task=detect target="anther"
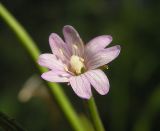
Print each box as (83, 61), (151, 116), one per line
(106, 65), (109, 69)
(59, 49), (64, 55)
(73, 44), (78, 50)
(80, 58), (84, 62)
(64, 65), (69, 71)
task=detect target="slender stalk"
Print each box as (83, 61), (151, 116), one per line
(0, 3), (85, 131)
(87, 97), (105, 131)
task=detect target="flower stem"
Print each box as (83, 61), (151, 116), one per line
(87, 97), (105, 131)
(0, 3), (85, 131)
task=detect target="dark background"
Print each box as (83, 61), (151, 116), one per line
(0, 0), (160, 131)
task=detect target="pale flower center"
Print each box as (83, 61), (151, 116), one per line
(70, 55), (84, 74)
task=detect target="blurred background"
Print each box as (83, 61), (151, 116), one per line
(0, 0), (160, 131)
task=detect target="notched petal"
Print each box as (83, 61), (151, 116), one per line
(86, 35), (112, 52)
(86, 45), (121, 70)
(63, 25), (84, 56)
(49, 33), (71, 60)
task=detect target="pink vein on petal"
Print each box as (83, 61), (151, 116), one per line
(41, 71), (70, 82)
(69, 74), (91, 99)
(49, 33), (71, 61)
(85, 35), (112, 59)
(86, 45), (121, 70)
(38, 53), (65, 71)
(63, 25), (84, 56)
(85, 69), (109, 95)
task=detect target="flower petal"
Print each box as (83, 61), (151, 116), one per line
(86, 45), (121, 70)
(63, 25), (84, 56)
(49, 33), (71, 62)
(85, 69), (109, 95)
(69, 74), (92, 99)
(38, 53), (65, 70)
(85, 35), (112, 58)
(41, 71), (70, 82)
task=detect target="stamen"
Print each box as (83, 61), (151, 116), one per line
(59, 49), (64, 55)
(80, 58), (84, 62)
(70, 55), (85, 74)
(67, 83), (70, 86)
(106, 65), (109, 69)
(59, 48), (69, 61)
(100, 65), (109, 70)
(64, 65), (69, 71)
(72, 44), (79, 55)
(64, 65), (75, 75)
(63, 77), (69, 81)
(73, 44), (78, 50)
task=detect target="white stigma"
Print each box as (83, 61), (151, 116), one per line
(70, 55), (84, 74)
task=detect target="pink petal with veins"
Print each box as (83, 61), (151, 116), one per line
(87, 45), (121, 70)
(49, 33), (71, 62)
(63, 25), (84, 56)
(85, 35), (112, 60)
(69, 74), (92, 99)
(38, 53), (65, 71)
(85, 69), (109, 95)
(42, 71), (70, 82)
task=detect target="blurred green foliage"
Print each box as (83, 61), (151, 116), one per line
(0, 0), (160, 131)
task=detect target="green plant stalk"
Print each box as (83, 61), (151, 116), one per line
(88, 97), (105, 131)
(0, 3), (85, 131)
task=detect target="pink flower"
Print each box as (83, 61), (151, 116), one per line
(38, 25), (121, 99)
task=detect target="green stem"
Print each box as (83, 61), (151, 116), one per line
(0, 3), (85, 131)
(88, 97), (105, 131)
